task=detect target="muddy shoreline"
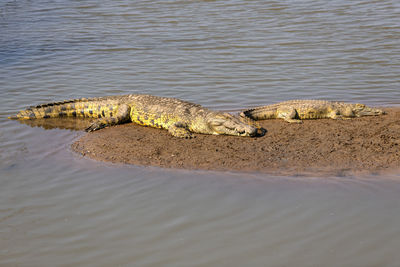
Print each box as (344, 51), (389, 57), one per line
(71, 108), (400, 176)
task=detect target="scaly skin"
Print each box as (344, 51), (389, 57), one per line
(9, 94), (258, 138)
(240, 100), (385, 123)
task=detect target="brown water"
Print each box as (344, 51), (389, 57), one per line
(1, 0), (400, 266)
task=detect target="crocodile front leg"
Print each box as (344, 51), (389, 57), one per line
(167, 122), (193, 138)
(86, 104), (131, 132)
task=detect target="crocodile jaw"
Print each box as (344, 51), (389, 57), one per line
(354, 105), (385, 117)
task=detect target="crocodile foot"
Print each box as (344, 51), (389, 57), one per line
(168, 123), (193, 138)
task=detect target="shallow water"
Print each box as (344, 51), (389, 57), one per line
(1, 0), (400, 266)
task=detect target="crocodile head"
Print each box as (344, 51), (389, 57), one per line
(352, 104), (386, 117)
(207, 113), (258, 137)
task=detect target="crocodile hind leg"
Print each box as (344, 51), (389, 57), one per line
(328, 109), (353, 120)
(167, 122), (193, 138)
(277, 107), (302, 123)
(337, 107), (355, 119)
(85, 104), (131, 132)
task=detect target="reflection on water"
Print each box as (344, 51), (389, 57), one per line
(1, 0), (400, 266)
(16, 118), (93, 131)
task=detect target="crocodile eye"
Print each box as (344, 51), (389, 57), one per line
(210, 117), (226, 126)
(210, 121), (222, 126)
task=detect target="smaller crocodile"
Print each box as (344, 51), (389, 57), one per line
(9, 94), (259, 138)
(240, 100), (385, 123)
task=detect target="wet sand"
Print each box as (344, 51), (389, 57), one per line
(71, 108), (400, 176)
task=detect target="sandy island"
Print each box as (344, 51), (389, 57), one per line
(71, 108), (400, 176)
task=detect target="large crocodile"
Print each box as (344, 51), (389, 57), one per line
(240, 100), (385, 123)
(9, 94), (258, 138)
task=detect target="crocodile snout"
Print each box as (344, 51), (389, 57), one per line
(248, 126), (258, 137)
(237, 125), (258, 137)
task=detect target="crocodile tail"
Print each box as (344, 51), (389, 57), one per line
(8, 108), (38, 120)
(240, 107), (268, 120)
(9, 98), (89, 120)
(240, 109), (255, 119)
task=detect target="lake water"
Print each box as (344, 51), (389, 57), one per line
(1, 0), (400, 266)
